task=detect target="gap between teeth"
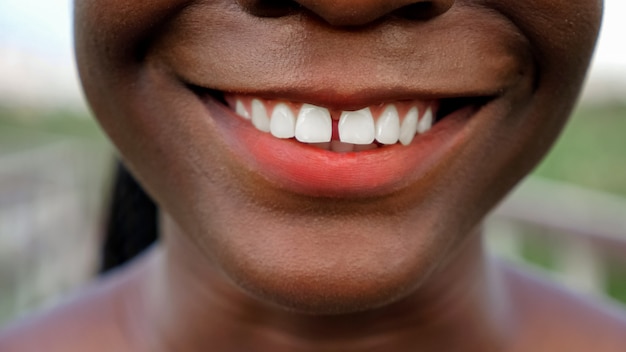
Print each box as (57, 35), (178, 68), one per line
(232, 97), (435, 150)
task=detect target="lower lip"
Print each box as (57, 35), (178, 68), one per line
(203, 97), (474, 198)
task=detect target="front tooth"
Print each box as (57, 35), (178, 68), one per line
(270, 103), (296, 139)
(295, 104), (332, 143)
(338, 108), (375, 145)
(251, 99), (271, 132)
(375, 104), (400, 145)
(236, 99), (251, 120)
(399, 107), (418, 146)
(417, 107), (433, 134)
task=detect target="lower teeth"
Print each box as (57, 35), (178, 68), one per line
(310, 141), (380, 153)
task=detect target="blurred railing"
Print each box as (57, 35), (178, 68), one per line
(0, 141), (109, 323)
(488, 177), (626, 300)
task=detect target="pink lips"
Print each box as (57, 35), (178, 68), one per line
(203, 95), (475, 198)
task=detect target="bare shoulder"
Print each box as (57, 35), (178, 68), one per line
(502, 262), (626, 352)
(0, 266), (145, 352)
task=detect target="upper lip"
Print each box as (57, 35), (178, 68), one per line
(188, 83), (500, 113)
(159, 9), (530, 112)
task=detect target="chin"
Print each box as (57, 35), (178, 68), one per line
(225, 251), (435, 315)
(193, 208), (462, 315)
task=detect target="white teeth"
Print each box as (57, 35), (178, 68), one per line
(338, 108), (376, 145)
(236, 100), (251, 120)
(236, 97), (437, 150)
(399, 107), (418, 146)
(295, 104), (332, 143)
(251, 99), (271, 132)
(270, 103), (296, 139)
(330, 140), (355, 153)
(375, 104), (400, 145)
(417, 107), (433, 134)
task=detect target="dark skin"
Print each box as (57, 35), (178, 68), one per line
(2, 0), (625, 351)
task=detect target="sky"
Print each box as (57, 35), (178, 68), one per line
(0, 0), (72, 61)
(0, 0), (625, 107)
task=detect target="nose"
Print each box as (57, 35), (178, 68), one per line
(238, 0), (454, 27)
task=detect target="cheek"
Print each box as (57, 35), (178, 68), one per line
(75, 0), (193, 46)
(75, 0), (197, 108)
(485, 0), (602, 63)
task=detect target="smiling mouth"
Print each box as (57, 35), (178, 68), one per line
(185, 84), (500, 197)
(197, 88), (491, 153)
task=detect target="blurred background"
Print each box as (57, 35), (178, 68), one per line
(0, 0), (625, 326)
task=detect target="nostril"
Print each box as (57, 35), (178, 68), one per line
(393, 3), (433, 20)
(392, 1), (454, 21)
(237, 0), (300, 18)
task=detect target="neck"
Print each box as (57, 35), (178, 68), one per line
(131, 216), (516, 352)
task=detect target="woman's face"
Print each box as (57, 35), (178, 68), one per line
(75, 0), (602, 312)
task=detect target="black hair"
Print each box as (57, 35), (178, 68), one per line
(100, 161), (158, 273)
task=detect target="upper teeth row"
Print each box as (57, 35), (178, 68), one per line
(232, 97), (435, 147)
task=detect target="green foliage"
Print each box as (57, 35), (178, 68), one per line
(0, 106), (107, 154)
(605, 260), (626, 304)
(534, 103), (626, 196)
(519, 232), (558, 271)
